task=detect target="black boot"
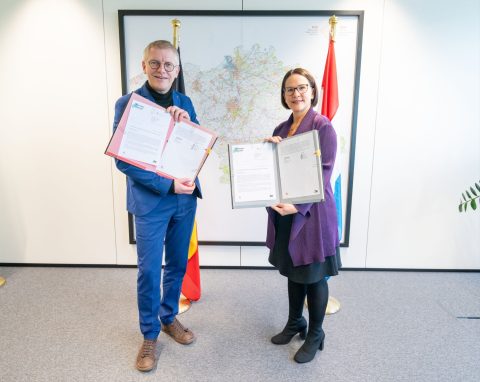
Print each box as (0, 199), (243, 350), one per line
(294, 278), (328, 363)
(271, 316), (307, 344)
(272, 279), (307, 345)
(294, 323), (325, 363)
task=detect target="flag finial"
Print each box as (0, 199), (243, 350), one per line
(329, 15), (338, 42)
(171, 18), (181, 49)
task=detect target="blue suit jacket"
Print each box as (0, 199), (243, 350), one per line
(113, 83), (202, 216)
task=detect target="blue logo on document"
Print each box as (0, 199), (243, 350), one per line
(132, 102), (144, 110)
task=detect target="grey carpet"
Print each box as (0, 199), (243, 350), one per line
(0, 267), (479, 381)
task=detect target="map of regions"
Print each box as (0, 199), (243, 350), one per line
(122, 13), (361, 243)
(129, 44), (290, 184)
(184, 44), (290, 183)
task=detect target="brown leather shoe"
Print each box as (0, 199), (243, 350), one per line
(136, 339), (157, 372)
(162, 318), (196, 345)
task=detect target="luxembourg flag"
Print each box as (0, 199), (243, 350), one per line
(321, 33), (343, 240)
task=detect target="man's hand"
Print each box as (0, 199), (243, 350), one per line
(166, 106), (191, 122)
(271, 203), (298, 216)
(174, 178), (195, 194)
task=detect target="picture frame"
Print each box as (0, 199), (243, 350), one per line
(118, 10), (364, 247)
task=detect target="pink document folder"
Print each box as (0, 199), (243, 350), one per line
(105, 92), (217, 180)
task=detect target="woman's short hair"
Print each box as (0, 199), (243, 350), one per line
(143, 40), (179, 64)
(280, 68), (319, 109)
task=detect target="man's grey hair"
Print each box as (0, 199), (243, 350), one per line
(143, 40), (179, 64)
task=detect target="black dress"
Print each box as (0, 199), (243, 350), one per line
(268, 213), (342, 284)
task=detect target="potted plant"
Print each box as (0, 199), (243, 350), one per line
(459, 180), (480, 212)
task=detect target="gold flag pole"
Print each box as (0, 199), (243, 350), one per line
(326, 14), (340, 316)
(329, 14), (338, 42)
(171, 18), (180, 49)
(305, 15), (341, 316)
(178, 293), (191, 314)
(326, 295), (341, 315)
(171, 17), (191, 314)
(0, 276), (5, 287)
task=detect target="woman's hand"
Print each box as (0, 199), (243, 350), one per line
(167, 106), (191, 122)
(271, 203), (298, 216)
(263, 136), (283, 144)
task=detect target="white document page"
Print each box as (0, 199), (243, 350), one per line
(231, 143), (278, 203)
(157, 121), (212, 179)
(118, 100), (171, 165)
(277, 132), (321, 200)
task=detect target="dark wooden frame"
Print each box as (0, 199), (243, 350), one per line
(118, 10), (364, 247)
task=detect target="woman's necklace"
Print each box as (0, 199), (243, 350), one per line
(288, 114), (305, 137)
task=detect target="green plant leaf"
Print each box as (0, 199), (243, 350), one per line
(459, 183), (479, 212)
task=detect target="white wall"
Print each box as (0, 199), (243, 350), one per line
(0, 0), (116, 264)
(367, 0), (480, 268)
(0, 0), (478, 269)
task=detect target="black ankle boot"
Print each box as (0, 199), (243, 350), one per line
(294, 326), (325, 363)
(271, 316), (307, 345)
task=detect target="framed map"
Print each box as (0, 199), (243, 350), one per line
(119, 10), (363, 246)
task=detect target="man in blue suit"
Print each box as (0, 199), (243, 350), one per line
(113, 40), (201, 372)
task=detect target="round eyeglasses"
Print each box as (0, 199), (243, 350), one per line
(147, 60), (177, 72)
(284, 84), (310, 96)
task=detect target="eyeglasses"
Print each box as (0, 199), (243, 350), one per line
(284, 84), (311, 96)
(147, 60), (177, 72)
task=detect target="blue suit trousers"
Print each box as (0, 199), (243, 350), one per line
(134, 193), (197, 340)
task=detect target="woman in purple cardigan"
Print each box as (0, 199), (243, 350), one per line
(265, 68), (341, 363)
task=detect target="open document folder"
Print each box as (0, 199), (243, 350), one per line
(105, 93), (217, 180)
(228, 130), (325, 208)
